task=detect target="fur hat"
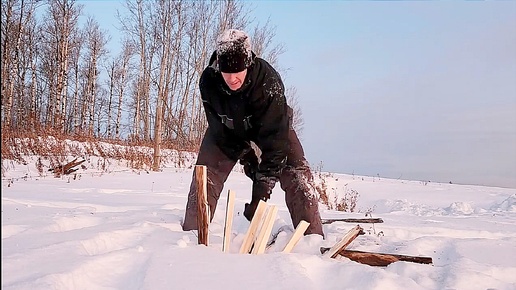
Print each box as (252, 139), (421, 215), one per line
(216, 29), (252, 73)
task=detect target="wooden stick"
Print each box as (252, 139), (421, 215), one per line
(320, 249), (433, 266)
(322, 218), (384, 224)
(195, 165), (209, 246)
(282, 220), (310, 253)
(322, 225), (364, 258)
(222, 190), (236, 253)
(252, 205), (278, 255)
(239, 201), (267, 254)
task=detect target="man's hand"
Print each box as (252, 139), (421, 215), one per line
(243, 176), (276, 221)
(243, 199), (261, 221)
(239, 149), (259, 180)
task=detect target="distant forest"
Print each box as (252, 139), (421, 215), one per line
(1, 0), (303, 169)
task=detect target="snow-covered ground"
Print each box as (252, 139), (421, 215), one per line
(2, 154), (515, 290)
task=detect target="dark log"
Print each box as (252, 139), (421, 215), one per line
(320, 248), (433, 266)
(322, 218), (384, 224)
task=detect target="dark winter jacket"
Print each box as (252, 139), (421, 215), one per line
(199, 51), (290, 180)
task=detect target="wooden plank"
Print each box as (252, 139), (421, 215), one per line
(319, 249), (433, 266)
(282, 220), (310, 253)
(239, 201), (267, 254)
(252, 205), (278, 255)
(222, 190), (236, 253)
(322, 218), (384, 224)
(322, 225), (364, 258)
(195, 165), (209, 246)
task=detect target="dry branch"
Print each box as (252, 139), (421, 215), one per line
(322, 218), (383, 224)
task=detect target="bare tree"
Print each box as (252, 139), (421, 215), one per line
(114, 39), (135, 139)
(55, 0), (80, 132)
(151, 0), (180, 170)
(180, 1), (219, 148)
(37, 0), (82, 133)
(250, 18), (285, 67)
(183, 1), (219, 147)
(26, 14), (40, 131)
(1, 0), (39, 130)
(216, 0), (250, 34)
(67, 27), (84, 134)
(105, 59), (117, 138)
(119, 0), (156, 141)
(285, 87), (304, 136)
(1, 0), (298, 153)
(82, 16), (108, 136)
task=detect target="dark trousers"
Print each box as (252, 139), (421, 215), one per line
(182, 129), (324, 236)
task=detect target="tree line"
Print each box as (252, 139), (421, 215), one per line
(1, 0), (304, 170)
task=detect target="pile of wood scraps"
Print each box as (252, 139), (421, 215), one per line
(192, 165), (433, 267)
(319, 225), (433, 266)
(48, 157), (85, 177)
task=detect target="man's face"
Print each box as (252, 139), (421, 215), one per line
(221, 70), (247, 91)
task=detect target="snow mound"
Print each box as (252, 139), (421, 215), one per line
(490, 194), (516, 212)
(381, 199), (444, 216)
(444, 202), (474, 215)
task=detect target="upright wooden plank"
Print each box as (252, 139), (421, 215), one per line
(239, 201), (267, 254)
(222, 189), (236, 253)
(282, 220), (310, 253)
(323, 225), (363, 258)
(196, 165), (209, 246)
(252, 205), (278, 255)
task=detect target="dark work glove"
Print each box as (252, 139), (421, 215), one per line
(243, 199), (262, 221)
(239, 148), (259, 180)
(243, 176), (276, 221)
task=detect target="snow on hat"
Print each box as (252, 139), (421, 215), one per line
(216, 29), (252, 73)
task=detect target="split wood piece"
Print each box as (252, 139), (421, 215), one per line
(322, 225), (364, 259)
(282, 220), (310, 253)
(322, 218), (384, 224)
(252, 205), (278, 255)
(319, 249), (433, 266)
(195, 165), (210, 246)
(239, 201), (267, 254)
(222, 190), (236, 253)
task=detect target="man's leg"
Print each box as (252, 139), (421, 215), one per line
(182, 131), (237, 231)
(279, 129), (324, 237)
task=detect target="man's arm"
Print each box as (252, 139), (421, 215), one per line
(253, 67), (290, 180)
(200, 71), (248, 161)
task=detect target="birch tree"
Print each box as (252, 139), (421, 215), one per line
(114, 39), (135, 139)
(1, 0), (39, 130)
(151, 0), (179, 170)
(82, 17), (108, 136)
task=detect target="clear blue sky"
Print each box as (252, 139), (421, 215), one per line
(81, 1), (516, 188)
